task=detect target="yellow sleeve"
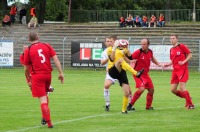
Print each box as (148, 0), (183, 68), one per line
(107, 46), (112, 56)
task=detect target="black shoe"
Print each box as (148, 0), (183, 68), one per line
(146, 107), (154, 110)
(104, 105), (110, 111)
(132, 107), (136, 111)
(48, 125), (54, 128)
(136, 68), (144, 78)
(41, 118), (46, 125)
(122, 111), (128, 114)
(126, 103), (133, 111)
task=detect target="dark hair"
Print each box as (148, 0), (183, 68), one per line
(29, 31), (38, 41)
(170, 34), (178, 39)
(109, 35), (117, 41)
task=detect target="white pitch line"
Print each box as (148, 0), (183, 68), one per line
(5, 113), (115, 132)
(5, 104), (199, 132)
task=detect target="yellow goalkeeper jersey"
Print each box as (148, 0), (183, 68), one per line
(107, 46), (128, 70)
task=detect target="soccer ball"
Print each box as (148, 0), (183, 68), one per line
(117, 39), (129, 48)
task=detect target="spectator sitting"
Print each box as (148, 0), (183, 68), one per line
(10, 4), (17, 23)
(157, 13), (165, 27)
(2, 15), (11, 27)
(133, 15), (142, 27)
(149, 15), (157, 27)
(119, 16), (125, 27)
(125, 14), (133, 27)
(141, 15), (148, 27)
(28, 16), (38, 29)
(20, 6), (27, 24)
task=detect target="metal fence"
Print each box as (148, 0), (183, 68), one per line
(71, 9), (200, 22)
(1, 9), (200, 22)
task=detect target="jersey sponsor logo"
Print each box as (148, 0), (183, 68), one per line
(177, 52), (180, 55)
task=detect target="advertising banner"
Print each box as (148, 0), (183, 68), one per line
(71, 41), (106, 67)
(0, 40), (13, 67)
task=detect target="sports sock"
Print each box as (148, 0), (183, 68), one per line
(121, 61), (137, 75)
(129, 94), (132, 103)
(146, 92), (153, 109)
(175, 90), (185, 98)
(183, 91), (193, 106)
(122, 96), (128, 112)
(130, 90), (142, 105)
(41, 103), (52, 127)
(104, 88), (110, 106)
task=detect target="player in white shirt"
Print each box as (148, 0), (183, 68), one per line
(101, 35), (118, 111)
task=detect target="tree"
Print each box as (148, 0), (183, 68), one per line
(0, 0), (8, 10)
(45, 0), (67, 21)
(37, 0), (46, 23)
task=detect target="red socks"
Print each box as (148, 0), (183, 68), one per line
(130, 90), (142, 105)
(183, 91), (193, 107)
(41, 103), (52, 127)
(146, 93), (153, 109)
(175, 90), (185, 98)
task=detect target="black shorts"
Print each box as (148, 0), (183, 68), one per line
(108, 65), (129, 86)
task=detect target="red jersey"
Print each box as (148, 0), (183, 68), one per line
(170, 44), (190, 70)
(132, 49), (153, 74)
(20, 53), (25, 65)
(24, 42), (56, 74)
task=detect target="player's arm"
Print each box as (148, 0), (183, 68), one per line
(52, 55), (64, 84)
(164, 61), (172, 67)
(152, 56), (162, 67)
(178, 53), (192, 65)
(101, 58), (108, 65)
(109, 41), (120, 61)
(100, 51), (109, 65)
(24, 65), (31, 82)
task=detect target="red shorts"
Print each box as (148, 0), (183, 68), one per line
(133, 74), (154, 89)
(171, 68), (189, 84)
(31, 73), (51, 97)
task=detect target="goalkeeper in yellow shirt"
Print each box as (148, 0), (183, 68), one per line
(107, 39), (144, 114)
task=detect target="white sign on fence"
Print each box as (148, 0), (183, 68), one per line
(0, 41), (13, 66)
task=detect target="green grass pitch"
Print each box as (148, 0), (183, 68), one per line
(0, 68), (200, 132)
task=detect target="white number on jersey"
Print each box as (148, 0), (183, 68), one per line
(38, 49), (46, 63)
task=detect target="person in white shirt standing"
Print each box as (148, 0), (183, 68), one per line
(101, 35), (118, 111)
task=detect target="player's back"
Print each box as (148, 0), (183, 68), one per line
(26, 42), (55, 74)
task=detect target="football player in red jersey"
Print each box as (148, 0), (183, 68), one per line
(127, 38), (162, 111)
(164, 34), (194, 109)
(20, 45), (54, 92)
(24, 31), (64, 128)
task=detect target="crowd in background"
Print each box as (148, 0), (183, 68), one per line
(2, 4), (38, 30)
(119, 13), (165, 28)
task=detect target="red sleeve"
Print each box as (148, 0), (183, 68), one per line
(180, 44), (191, 54)
(48, 44), (56, 57)
(132, 49), (140, 59)
(24, 48), (30, 66)
(19, 54), (24, 65)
